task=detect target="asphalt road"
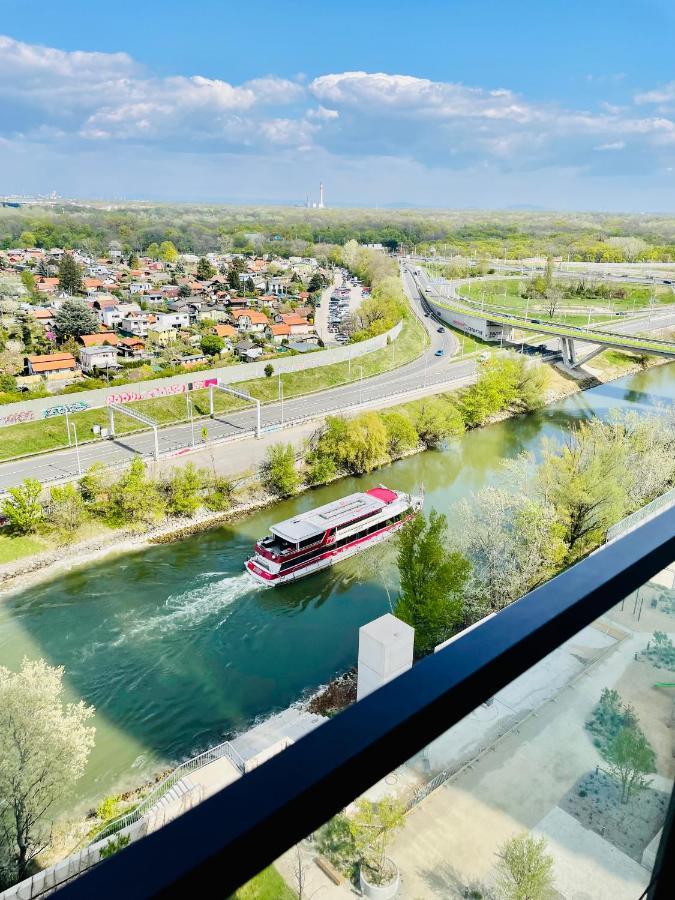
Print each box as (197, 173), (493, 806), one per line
(0, 271), (470, 492)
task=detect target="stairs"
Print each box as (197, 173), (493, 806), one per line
(145, 777), (202, 833)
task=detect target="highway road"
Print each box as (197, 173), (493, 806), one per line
(0, 270), (471, 492)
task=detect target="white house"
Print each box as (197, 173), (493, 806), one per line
(129, 281), (152, 295)
(79, 345), (120, 374)
(155, 311), (190, 330)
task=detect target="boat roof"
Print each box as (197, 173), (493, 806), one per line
(270, 489), (397, 543)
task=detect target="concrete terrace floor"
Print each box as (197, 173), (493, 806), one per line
(383, 618), (674, 899)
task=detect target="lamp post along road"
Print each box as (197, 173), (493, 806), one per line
(69, 421), (81, 476)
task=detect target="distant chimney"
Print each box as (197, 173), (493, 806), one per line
(318, 182), (325, 209)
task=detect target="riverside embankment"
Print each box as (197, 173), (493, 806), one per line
(0, 360), (673, 823)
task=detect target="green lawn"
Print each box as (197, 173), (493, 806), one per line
(232, 866), (296, 900)
(0, 521), (114, 565)
(0, 317), (428, 464)
(460, 277), (674, 319)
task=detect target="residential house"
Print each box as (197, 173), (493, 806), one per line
(276, 313), (315, 336)
(234, 340), (263, 361)
(231, 309), (268, 333)
(79, 345), (121, 374)
(25, 352), (77, 377)
(129, 281), (153, 295)
(266, 275), (291, 296)
(30, 308), (56, 327)
(213, 323), (237, 340)
(198, 306), (230, 323)
(178, 353), (207, 369)
(147, 324), (177, 346)
(155, 311), (190, 331)
(83, 278), (104, 295)
(101, 302), (141, 329)
(79, 332), (119, 348)
(118, 337), (146, 358)
(35, 277), (59, 294)
(265, 323), (290, 345)
(119, 312), (155, 338)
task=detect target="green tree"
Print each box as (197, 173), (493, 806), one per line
(57, 253), (83, 295)
(165, 464), (204, 517)
(54, 298), (99, 341)
(0, 659), (95, 883)
(204, 475), (233, 512)
(382, 412), (419, 456)
(415, 399), (464, 448)
(349, 798), (405, 887)
(1, 478), (43, 535)
(196, 257), (216, 280)
(603, 725), (655, 804)
(20, 270), (36, 296)
(18, 230), (37, 248)
(145, 242), (160, 259)
(264, 363), (274, 378)
(259, 443), (300, 497)
(227, 268), (241, 291)
(200, 333), (224, 356)
(48, 482), (85, 536)
(495, 832), (555, 900)
(159, 241), (178, 264)
(108, 458), (165, 526)
(304, 452), (337, 485)
(128, 253), (139, 269)
(395, 510), (470, 656)
(308, 273), (323, 293)
(178, 284), (192, 298)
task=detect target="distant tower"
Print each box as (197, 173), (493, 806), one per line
(318, 182), (325, 209)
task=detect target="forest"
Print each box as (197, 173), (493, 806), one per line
(4, 203), (675, 262)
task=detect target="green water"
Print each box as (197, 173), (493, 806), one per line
(1, 363), (674, 812)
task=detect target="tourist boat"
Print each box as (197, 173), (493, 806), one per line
(245, 486), (423, 586)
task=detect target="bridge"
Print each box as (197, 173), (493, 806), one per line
(408, 268), (675, 369)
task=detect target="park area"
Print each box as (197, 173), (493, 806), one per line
(460, 277), (674, 326)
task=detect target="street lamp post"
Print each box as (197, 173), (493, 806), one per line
(69, 421), (81, 476)
(186, 393), (195, 448)
(65, 408), (72, 447)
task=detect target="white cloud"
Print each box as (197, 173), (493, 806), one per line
(595, 141), (626, 151)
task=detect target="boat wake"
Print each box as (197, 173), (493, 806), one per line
(124, 573), (255, 642)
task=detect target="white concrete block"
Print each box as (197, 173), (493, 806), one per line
(357, 613), (414, 701)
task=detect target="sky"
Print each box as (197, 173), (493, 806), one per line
(2, 0), (675, 211)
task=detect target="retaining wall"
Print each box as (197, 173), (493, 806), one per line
(0, 322), (402, 428)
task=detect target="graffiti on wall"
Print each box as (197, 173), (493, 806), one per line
(104, 377), (219, 407)
(0, 410), (35, 426)
(41, 400), (90, 419)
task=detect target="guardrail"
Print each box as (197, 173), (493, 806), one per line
(87, 739), (246, 847)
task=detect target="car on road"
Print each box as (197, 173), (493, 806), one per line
(335, 334), (349, 343)
(479, 352), (489, 361)
(424, 312), (430, 317)
(434, 349), (444, 357)
(436, 326), (445, 333)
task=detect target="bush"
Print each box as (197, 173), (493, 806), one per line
(99, 833), (130, 859)
(203, 475), (233, 512)
(1, 478), (43, 534)
(382, 411), (419, 455)
(415, 399), (464, 448)
(48, 482), (85, 535)
(305, 452), (337, 485)
(164, 464), (206, 517)
(259, 443), (300, 497)
(96, 795), (120, 822)
(264, 363), (274, 378)
(108, 458), (165, 526)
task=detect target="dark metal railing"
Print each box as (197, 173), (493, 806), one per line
(55, 505), (675, 899)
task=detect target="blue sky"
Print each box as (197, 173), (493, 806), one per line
(2, 0), (675, 209)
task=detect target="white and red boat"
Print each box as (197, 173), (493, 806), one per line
(245, 486), (422, 586)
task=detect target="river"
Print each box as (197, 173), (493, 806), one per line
(1, 363), (674, 814)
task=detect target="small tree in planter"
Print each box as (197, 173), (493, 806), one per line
(350, 797), (405, 895)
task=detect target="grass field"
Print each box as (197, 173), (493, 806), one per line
(0, 317), (428, 464)
(460, 277), (673, 321)
(232, 866), (296, 899)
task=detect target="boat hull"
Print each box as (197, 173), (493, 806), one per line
(245, 510), (415, 587)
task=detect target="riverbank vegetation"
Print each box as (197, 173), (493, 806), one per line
(393, 406), (675, 651)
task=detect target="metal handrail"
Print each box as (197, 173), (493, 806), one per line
(88, 739), (246, 845)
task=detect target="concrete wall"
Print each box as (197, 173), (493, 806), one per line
(357, 613), (414, 701)
(0, 322), (402, 428)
